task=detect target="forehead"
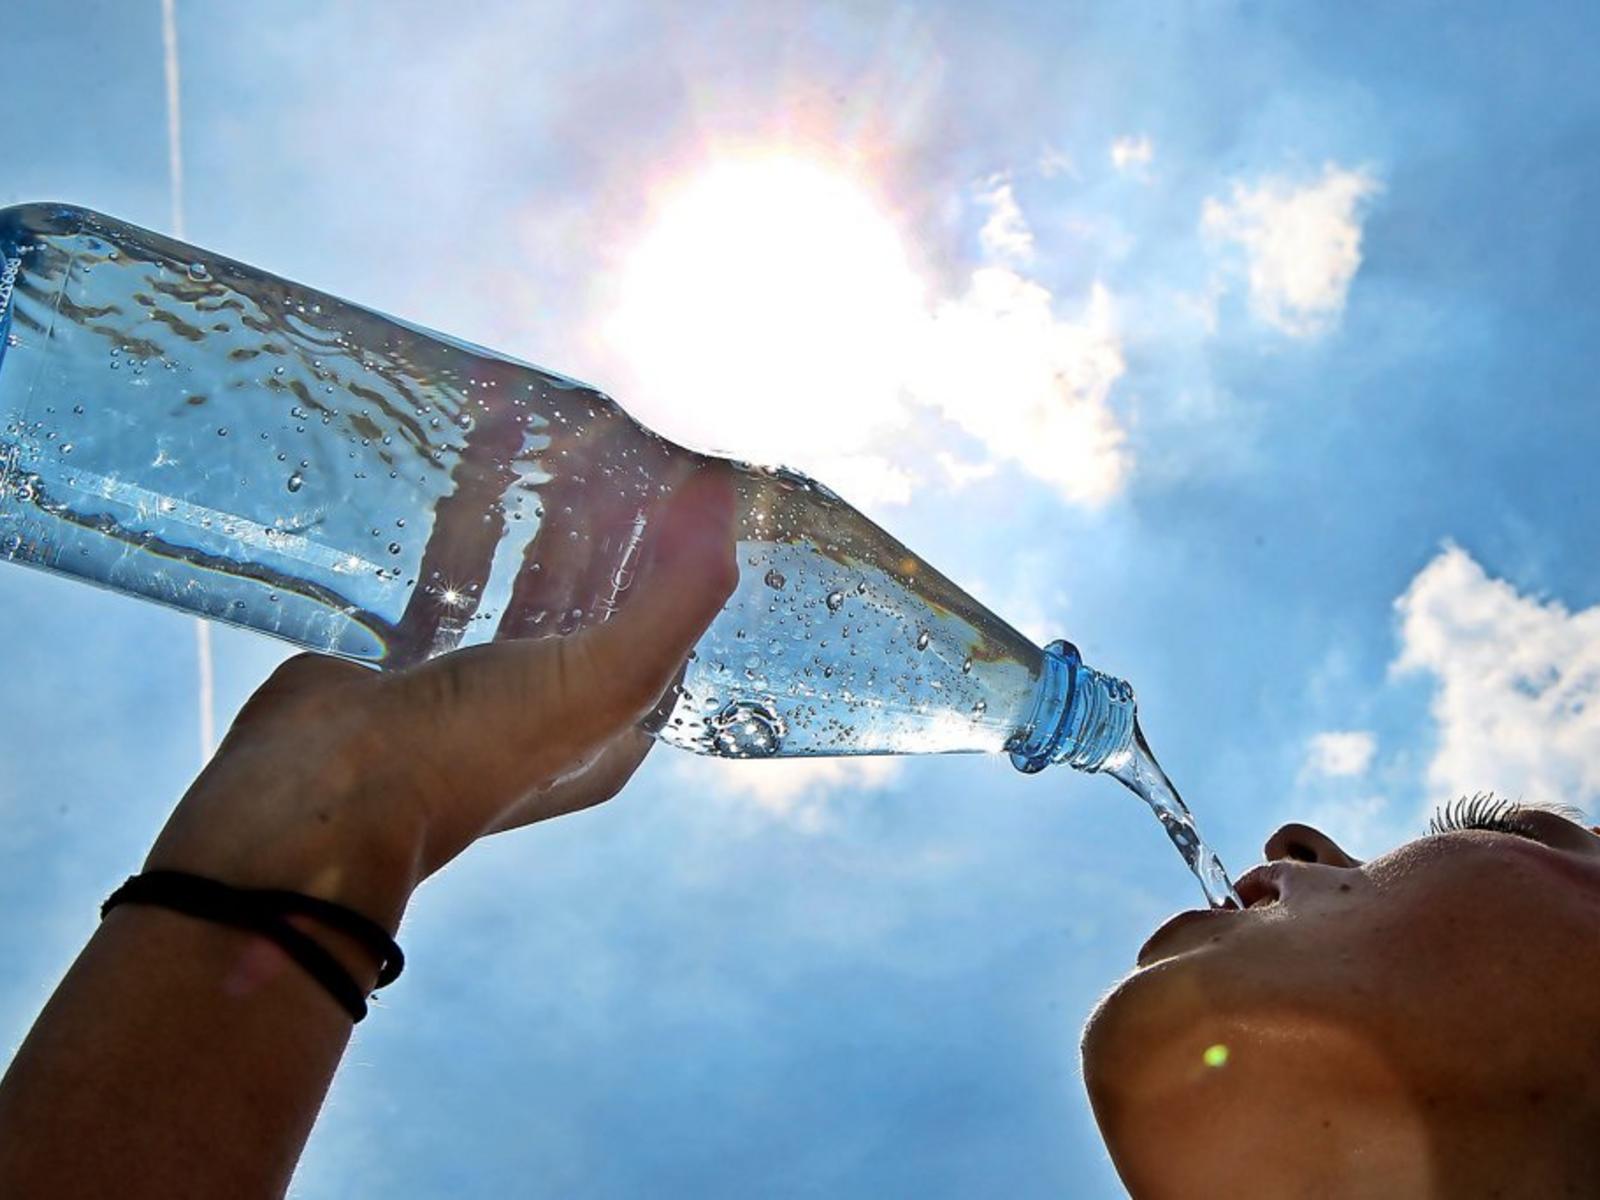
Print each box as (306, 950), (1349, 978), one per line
(1371, 818), (1600, 909)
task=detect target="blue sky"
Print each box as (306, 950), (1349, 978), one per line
(5, 1), (1600, 1195)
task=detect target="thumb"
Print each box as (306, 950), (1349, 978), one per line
(573, 463), (740, 715)
(393, 464), (739, 798)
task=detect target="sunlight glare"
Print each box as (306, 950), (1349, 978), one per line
(607, 156), (924, 469)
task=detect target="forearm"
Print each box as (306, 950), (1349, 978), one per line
(0, 743), (423, 1199)
(0, 903), (382, 1198)
(0, 470), (736, 1196)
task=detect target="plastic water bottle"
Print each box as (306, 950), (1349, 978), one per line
(0, 203), (1237, 904)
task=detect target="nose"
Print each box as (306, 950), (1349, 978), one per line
(1264, 822), (1362, 869)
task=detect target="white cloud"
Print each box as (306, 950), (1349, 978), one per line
(908, 271), (1128, 507)
(1037, 145), (1077, 180)
(1202, 163), (1380, 338)
(1109, 134), (1153, 174)
(934, 451), (999, 488)
(976, 177), (1035, 264)
(807, 453), (916, 510)
(673, 756), (903, 833)
(1305, 730), (1377, 778)
(1393, 545), (1600, 815)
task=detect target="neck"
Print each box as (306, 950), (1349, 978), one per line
(1421, 1095), (1600, 1198)
(1105, 1071), (1600, 1198)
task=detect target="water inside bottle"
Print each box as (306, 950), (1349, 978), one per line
(0, 205), (1043, 762)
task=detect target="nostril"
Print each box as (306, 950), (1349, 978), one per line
(1285, 840), (1317, 863)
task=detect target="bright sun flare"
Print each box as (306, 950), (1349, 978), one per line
(606, 156), (924, 468)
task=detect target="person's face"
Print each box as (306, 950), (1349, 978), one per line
(1082, 802), (1600, 1197)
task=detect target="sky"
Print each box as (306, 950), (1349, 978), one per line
(4, 0), (1600, 1194)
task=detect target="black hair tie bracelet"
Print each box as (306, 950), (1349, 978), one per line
(101, 870), (404, 1023)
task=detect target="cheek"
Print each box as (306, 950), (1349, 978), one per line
(1309, 853), (1600, 1081)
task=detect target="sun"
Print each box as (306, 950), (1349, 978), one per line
(605, 154), (924, 470)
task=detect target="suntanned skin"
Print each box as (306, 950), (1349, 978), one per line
(0, 467), (738, 1200)
(1084, 810), (1600, 1198)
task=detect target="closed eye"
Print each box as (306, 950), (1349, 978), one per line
(1426, 794), (1539, 840)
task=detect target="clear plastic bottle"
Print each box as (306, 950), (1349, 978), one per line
(0, 204), (1237, 903)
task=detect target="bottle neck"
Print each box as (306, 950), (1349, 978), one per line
(1008, 639), (1137, 775)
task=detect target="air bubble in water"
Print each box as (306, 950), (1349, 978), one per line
(916, 630), (930, 651)
(187, 262), (209, 281)
(825, 590), (845, 613)
(763, 568), (786, 590)
(710, 700), (785, 759)
(962, 657), (973, 674)
(286, 473), (304, 492)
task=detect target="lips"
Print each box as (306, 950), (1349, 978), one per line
(1134, 864), (1285, 967)
(1233, 863), (1284, 909)
(1135, 907), (1234, 967)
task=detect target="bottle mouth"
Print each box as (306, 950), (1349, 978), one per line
(1008, 639), (1137, 774)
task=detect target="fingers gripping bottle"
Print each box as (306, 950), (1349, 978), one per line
(0, 204), (1237, 906)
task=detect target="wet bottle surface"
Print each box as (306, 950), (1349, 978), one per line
(0, 204), (1238, 903)
(0, 204), (1044, 756)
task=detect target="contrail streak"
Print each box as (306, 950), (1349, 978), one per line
(160, 0), (214, 762)
(160, 0), (185, 240)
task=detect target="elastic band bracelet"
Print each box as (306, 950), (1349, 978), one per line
(101, 871), (405, 1023)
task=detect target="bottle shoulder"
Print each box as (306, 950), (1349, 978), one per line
(0, 203), (92, 243)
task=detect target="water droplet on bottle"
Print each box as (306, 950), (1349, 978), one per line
(972, 699), (987, 717)
(916, 630), (930, 651)
(72, 404), (84, 415)
(763, 568), (786, 590)
(216, 427), (228, 437)
(59, 444), (73, 455)
(388, 542), (402, 555)
(825, 590), (845, 613)
(187, 262), (209, 281)
(710, 700), (785, 758)
(286, 472), (304, 492)
(962, 657), (973, 674)
(273, 365), (285, 376)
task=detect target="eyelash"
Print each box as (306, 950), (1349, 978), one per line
(1427, 794), (1538, 839)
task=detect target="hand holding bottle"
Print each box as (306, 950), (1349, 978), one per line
(144, 466), (737, 931)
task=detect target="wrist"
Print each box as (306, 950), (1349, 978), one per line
(144, 744), (427, 933)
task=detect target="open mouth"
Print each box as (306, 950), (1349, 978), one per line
(1233, 864), (1283, 910)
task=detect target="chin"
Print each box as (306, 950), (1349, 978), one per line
(1081, 951), (1249, 1113)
